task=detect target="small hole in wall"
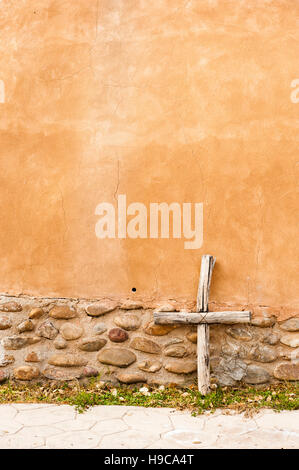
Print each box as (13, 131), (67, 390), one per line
(132, 287), (136, 292)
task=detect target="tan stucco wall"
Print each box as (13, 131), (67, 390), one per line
(0, 1), (298, 319)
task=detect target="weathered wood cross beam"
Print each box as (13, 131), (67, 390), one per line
(154, 255), (251, 395)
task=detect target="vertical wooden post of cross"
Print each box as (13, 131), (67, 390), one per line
(196, 254), (215, 395)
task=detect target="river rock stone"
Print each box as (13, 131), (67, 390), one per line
(280, 334), (299, 348)
(114, 314), (141, 331)
(187, 332), (197, 343)
(0, 354), (14, 367)
(274, 363), (299, 380)
(108, 328), (128, 343)
(226, 327), (252, 341)
(86, 301), (118, 317)
(43, 366), (81, 381)
(130, 336), (161, 354)
(291, 348), (299, 360)
(164, 344), (188, 357)
(164, 337), (183, 347)
(251, 313), (276, 327)
(244, 365), (270, 384)
(277, 346), (292, 360)
(279, 348), (299, 361)
(0, 315), (12, 330)
(138, 360), (162, 373)
(0, 370), (9, 382)
(29, 307), (44, 319)
(148, 376), (193, 387)
(221, 341), (240, 357)
(117, 371), (147, 384)
(27, 336), (42, 345)
(80, 366), (99, 378)
(164, 360), (197, 374)
(263, 332), (280, 345)
(247, 345), (277, 363)
(37, 320), (58, 340)
(93, 323), (107, 335)
(97, 348), (136, 367)
(214, 358), (247, 386)
(25, 351), (40, 362)
(49, 305), (76, 319)
(120, 300), (143, 310)
(17, 319), (34, 333)
(60, 323), (83, 340)
(79, 337), (107, 351)
(155, 303), (178, 312)
(53, 335), (67, 349)
(14, 366), (39, 380)
(48, 354), (88, 367)
(2, 336), (28, 350)
(279, 318), (299, 332)
(144, 321), (174, 336)
(0, 301), (22, 312)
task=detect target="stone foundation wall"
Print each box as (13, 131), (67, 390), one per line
(0, 295), (298, 387)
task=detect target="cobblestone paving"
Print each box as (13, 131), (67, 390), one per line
(0, 404), (298, 449)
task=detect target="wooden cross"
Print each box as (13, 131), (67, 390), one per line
(154, 254), (251, 395)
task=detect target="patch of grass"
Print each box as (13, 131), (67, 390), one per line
(0, 379), (297, 414)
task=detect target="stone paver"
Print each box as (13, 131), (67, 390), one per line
(0, 419), (23, 435)
(92, 418), (128, 435)
(100, 429), (160, 449)
(14, 403), (75, 425)
(0, 404), (297, 448)
(123, 408), (173, 433)
(46, 430), (101, 449)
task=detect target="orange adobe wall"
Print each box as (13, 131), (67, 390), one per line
(0, 0), (298, 320)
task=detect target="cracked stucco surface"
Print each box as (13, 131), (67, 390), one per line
(0, 1), (298, 318)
